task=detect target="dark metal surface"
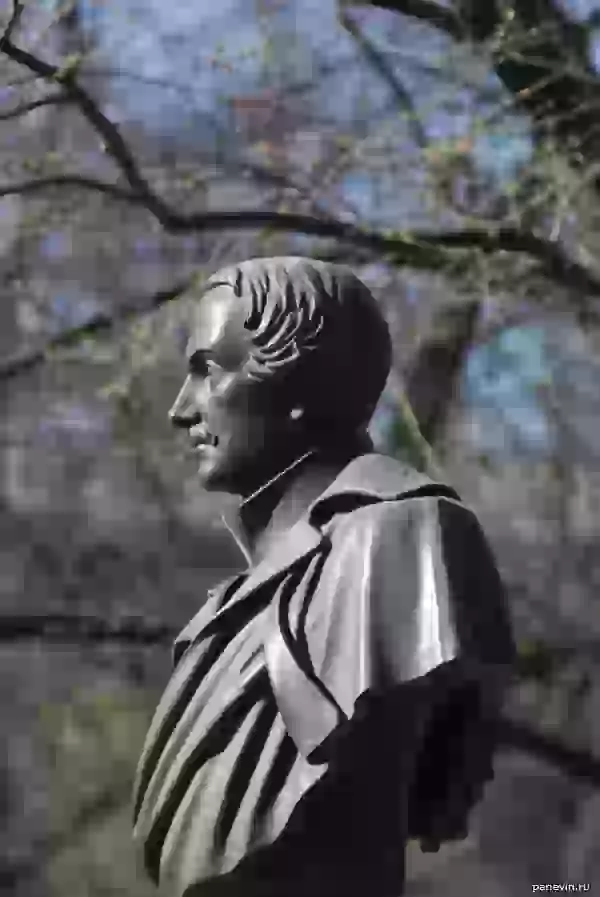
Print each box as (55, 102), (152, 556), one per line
(132, 453), (515, 897)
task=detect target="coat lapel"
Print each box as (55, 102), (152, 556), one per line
(173, 454), (457, 658)
(208, 517), (324, 626)
(173, 517), (325, 657)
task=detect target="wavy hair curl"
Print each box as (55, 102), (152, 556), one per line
(205, 257), (391, 433)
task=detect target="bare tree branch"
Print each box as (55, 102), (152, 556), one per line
(339, 9), (428, 148)
(343, 0), (464, 40)
(2, 611), (600, 786)
(0, 275), (198, 382)
(0, 212), (596, 389)
(405, 299), (481, 445)
(501, 717), (600, 786)
(0, 93), (70, 122)
(0, 174), (147, 204)
(5, 783), (136, 889)
(2, 168), (600, 297)
(456, 0), (600, 157)
(0, 613), (176, 644)
(359, 0), (600, 194)
(1, 35), (171, 215)
(210, 156), (344, 221)
(0, 1), (24, 51)
(2, 30), (600, 316)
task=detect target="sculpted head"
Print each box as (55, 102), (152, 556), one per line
(169, 257), (392, 495)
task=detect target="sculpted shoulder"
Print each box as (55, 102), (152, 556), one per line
(308, 452), (461, 534)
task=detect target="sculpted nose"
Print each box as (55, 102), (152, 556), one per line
(169, 376), (202, 429)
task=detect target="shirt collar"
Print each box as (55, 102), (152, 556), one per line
(221, 448), (453, 568)
(221, 449), (317, 566)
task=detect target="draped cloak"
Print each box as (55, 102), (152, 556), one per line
(131, 453), (515, 897)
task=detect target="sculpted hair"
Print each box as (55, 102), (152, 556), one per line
(207, 257), (392, 432)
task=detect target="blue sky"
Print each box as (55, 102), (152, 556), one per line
(558, 0), (600, 20)
(464, 326), (552, 454)
(75, 0), (534, 183)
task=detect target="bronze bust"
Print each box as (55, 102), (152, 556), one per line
(132, 257), (515, 897)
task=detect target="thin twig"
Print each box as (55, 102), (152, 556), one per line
(1, 36), (169, 213)
(2, 32), (600, 309)
(340, 10), (428, 148)
(0, 93), (70, 122)
(0, 613), (176, 643)
(0, 174), (147, 204)
(2, 612), (600, 787)
(0, 275), (199, 382)
(0, 0), (24, 51)
(347, 0), (464, 40)
(1, 168), (599, 294)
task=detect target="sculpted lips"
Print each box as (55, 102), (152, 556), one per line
(188, 424), (219, 449)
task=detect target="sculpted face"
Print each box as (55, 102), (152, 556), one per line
(168, 257), (393, 494)
(168, 284), (301, 495)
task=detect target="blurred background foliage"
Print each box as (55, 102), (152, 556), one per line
(2, 0), (600, 894)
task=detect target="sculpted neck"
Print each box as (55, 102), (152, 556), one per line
(227, 433), (373, 567)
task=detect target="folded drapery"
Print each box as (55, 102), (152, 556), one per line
(132, 454), (515, 896)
